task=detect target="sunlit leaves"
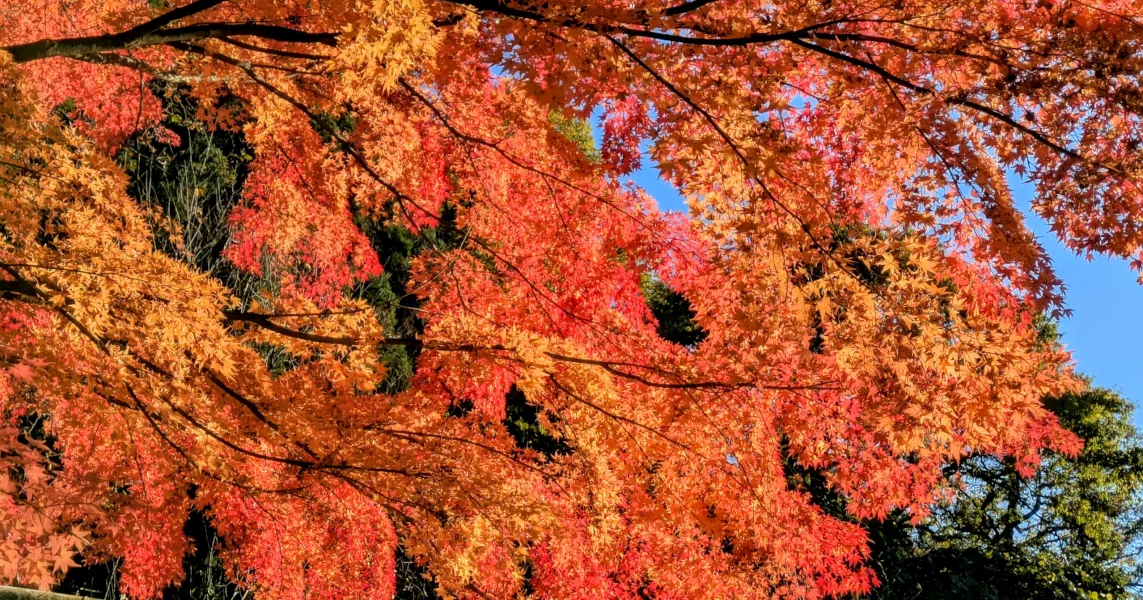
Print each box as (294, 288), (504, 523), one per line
(3, 0), (1139, 597)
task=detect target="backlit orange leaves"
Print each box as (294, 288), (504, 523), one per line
(2, 0), (1134, 597)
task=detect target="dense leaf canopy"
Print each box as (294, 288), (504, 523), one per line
(3, 0), (1142, 597)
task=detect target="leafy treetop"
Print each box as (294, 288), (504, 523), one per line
(4, 0), (1140, 597)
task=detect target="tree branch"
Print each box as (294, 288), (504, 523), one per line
(67, 52), (207, 83)
(438, 0), (1095, 171)
(6, 23), (337, 63)
(129, 0), (231, 37)
(662, 0), (723, 16)
(788, 39), (1085, 163)
(0, 279), (42, 299)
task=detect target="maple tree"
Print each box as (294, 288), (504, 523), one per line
(4, 0), (1143, 597)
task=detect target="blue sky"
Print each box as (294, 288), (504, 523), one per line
(625, 160), (1143, 423)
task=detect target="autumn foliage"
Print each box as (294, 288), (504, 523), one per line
(4, 0), (1141, 597)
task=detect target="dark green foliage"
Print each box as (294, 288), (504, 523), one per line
(167, 513), (250, 600)
(55, 558), (121, 599)
(394, 547), (438, 600)
(778, 386), (1143, 600)
(548, 111), (601, 165)
(116, 85), (266, 304)
(782, 442), (849, 520)
(50, 98), (78, 126)
(310, 109), (357, 145)
(352, 207), (571, 596)
(503, 387), (571, 457)
(859, 385), (1143, 600)
(354, 203), (569, 599)
(353, 203), (466, 394)
(116, 87), (294, 379)
(640, 276), (707, 347)
(57, 512), (249, 600)
(352, 220), (425, 395)
(53, 88), (470, 600)
(31, 88), (260, 600)
(247, 342), (300, 378)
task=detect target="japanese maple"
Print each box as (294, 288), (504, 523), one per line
(1, 0), (1136, 597)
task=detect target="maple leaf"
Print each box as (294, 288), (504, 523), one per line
(7, 364), (34, 382)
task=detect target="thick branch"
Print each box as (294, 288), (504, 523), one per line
(662, 0), (723, 16)
(0, 279), (42, 299)
(217, 36), (332, 60)
(7, 0), (464, 65)
(445, 0), (809, 44)
(125, 0), (230, 37)
(223, 309), (367, 346)
(68, 52), (207, 83)
(5, 23), (337, 63)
